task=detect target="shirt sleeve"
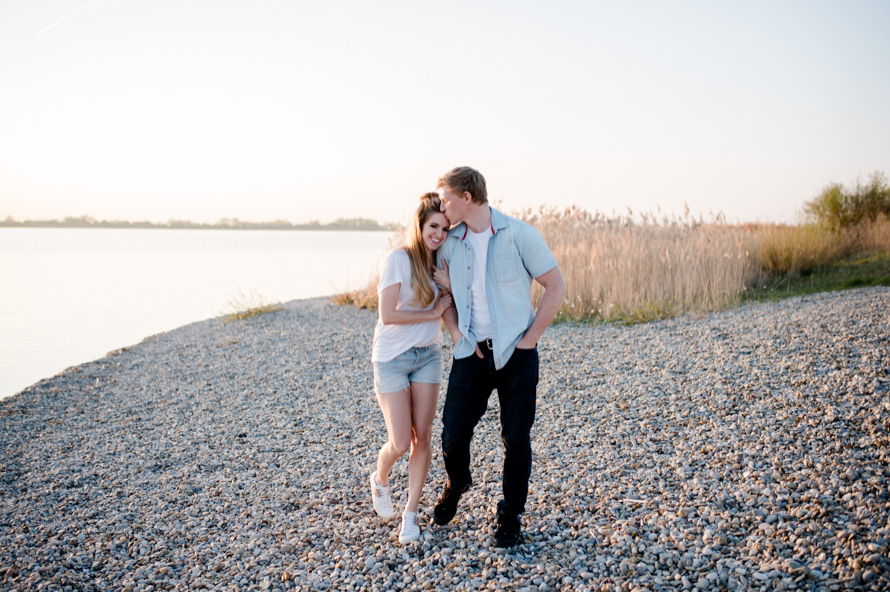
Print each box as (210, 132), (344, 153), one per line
(436, 239), (451, 269)
(513, 222), (558, 279)
(378, 250), (409, 293)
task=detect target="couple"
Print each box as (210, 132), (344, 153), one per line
(369, 166), (566, 545)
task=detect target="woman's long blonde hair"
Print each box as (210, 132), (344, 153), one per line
(405, 192), (445, 308)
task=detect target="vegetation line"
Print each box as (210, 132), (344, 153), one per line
(334, 171), (890, 324)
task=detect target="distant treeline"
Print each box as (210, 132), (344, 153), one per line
(0, 215), (398, 231)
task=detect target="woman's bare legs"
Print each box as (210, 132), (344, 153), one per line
(375, 388), (412, 487)
(404, 381), (439, 514)
(375, 383), (439, 513)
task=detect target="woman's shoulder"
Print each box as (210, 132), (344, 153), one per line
(386, 247), (410, 261)
(382, 248), (411, 271)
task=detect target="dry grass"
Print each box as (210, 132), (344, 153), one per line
(329, 282), (379, 310)
(333, 207), (888, 324)
(329, 229), (406, 310)
(220, 288), (283, 322)
(849, 214), (890, 253)
(757, 224), (847, 276)
(523, 206), (763, 322)
(758, 215), (890, 277)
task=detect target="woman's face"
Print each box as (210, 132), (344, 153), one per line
(421, 212), (449, 251)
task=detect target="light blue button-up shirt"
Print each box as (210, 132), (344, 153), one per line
(437, 207), (558, 370)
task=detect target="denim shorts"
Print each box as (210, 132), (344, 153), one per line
(373, 345), (443, 394)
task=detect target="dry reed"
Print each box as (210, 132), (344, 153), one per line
(329, 282), (379, 310)
(757, 215), (890, 276)
(333, 206), (887, 324)
(522, 206), (762, 322)
(757, 224), (847, 276)
(848, 214), (890, 254)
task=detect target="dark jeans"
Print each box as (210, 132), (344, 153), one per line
(441, 344), (539, 516)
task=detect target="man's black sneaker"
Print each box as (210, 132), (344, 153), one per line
(433, 482), (470, 525)
(493, 510), (521, 547)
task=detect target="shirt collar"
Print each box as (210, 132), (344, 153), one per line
(461, 223), (496, 241)
(459, 207), (505, 241)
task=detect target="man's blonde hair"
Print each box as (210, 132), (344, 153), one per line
(437, 166), (487, 205)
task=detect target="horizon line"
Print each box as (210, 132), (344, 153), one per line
(0, 214), (399, 230)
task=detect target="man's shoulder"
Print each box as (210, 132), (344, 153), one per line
(436, 226), (462, 259)
(491, 208), (532, 231)
(443, 224), (465, 244)
(491, 210), (540, 242)
(447, 223), (464, 236)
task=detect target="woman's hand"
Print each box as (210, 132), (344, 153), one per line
(433, 292), (453, 318)
(433, 260), (451, 293)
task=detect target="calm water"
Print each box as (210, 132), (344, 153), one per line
(0, 228), (393, 399)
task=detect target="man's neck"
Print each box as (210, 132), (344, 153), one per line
(464, 205), (492, 234)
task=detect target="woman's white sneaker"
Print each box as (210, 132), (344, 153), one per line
(398, 511), (420, 544)
(370, 471), (394, 519)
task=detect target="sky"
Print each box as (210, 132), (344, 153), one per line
(1, 0), (888, 227)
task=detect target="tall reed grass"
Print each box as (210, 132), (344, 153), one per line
(757, 214), (890, 276)
(332, 208), (889, 323)
(522, 207), (763, 322)
(848, 214), (890, 253)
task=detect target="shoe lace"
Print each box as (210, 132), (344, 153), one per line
(373, 480), (389, 497)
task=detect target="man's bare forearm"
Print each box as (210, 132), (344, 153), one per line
(518, 267), (566, 347)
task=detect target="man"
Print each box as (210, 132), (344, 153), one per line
(433, 166), (566, 547)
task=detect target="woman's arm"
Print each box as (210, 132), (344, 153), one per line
(378, 284), (453, 326)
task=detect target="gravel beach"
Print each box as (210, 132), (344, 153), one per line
(1, 287), (888, 592)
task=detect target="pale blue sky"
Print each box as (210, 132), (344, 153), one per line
(1, 0), (888, 225)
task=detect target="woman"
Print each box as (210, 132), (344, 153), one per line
(370, 192), (452, 544)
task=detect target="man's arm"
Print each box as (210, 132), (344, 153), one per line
(516, 266), (566, 349)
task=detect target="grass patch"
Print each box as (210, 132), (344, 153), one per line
(329, 282), (378, 310)
(220, 288), (283, 322)
(745, 251), (890, 302)
(611, 299), (681, 325)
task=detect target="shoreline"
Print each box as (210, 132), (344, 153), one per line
(1, 288), (888, 591)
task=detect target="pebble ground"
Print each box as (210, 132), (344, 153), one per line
(1, 287), (888, 592)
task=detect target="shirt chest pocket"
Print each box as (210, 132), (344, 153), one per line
(494, 250), (522, 283)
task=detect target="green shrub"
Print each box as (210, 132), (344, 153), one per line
(804, 171), (890, 230)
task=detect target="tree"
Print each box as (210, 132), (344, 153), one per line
(803, 171), (889, 230)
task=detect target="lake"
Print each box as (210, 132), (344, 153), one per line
(0, 228), (394, 399)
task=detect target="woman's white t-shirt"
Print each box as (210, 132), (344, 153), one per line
(371, 249), (442, 363)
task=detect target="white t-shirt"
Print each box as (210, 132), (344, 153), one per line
(371, 249), (442, 363)
(465, 228), (492, 341)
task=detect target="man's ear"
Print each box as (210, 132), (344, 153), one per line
(462, 191), (473, 203)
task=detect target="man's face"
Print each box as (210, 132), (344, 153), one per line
(439, 185), (467, 225)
